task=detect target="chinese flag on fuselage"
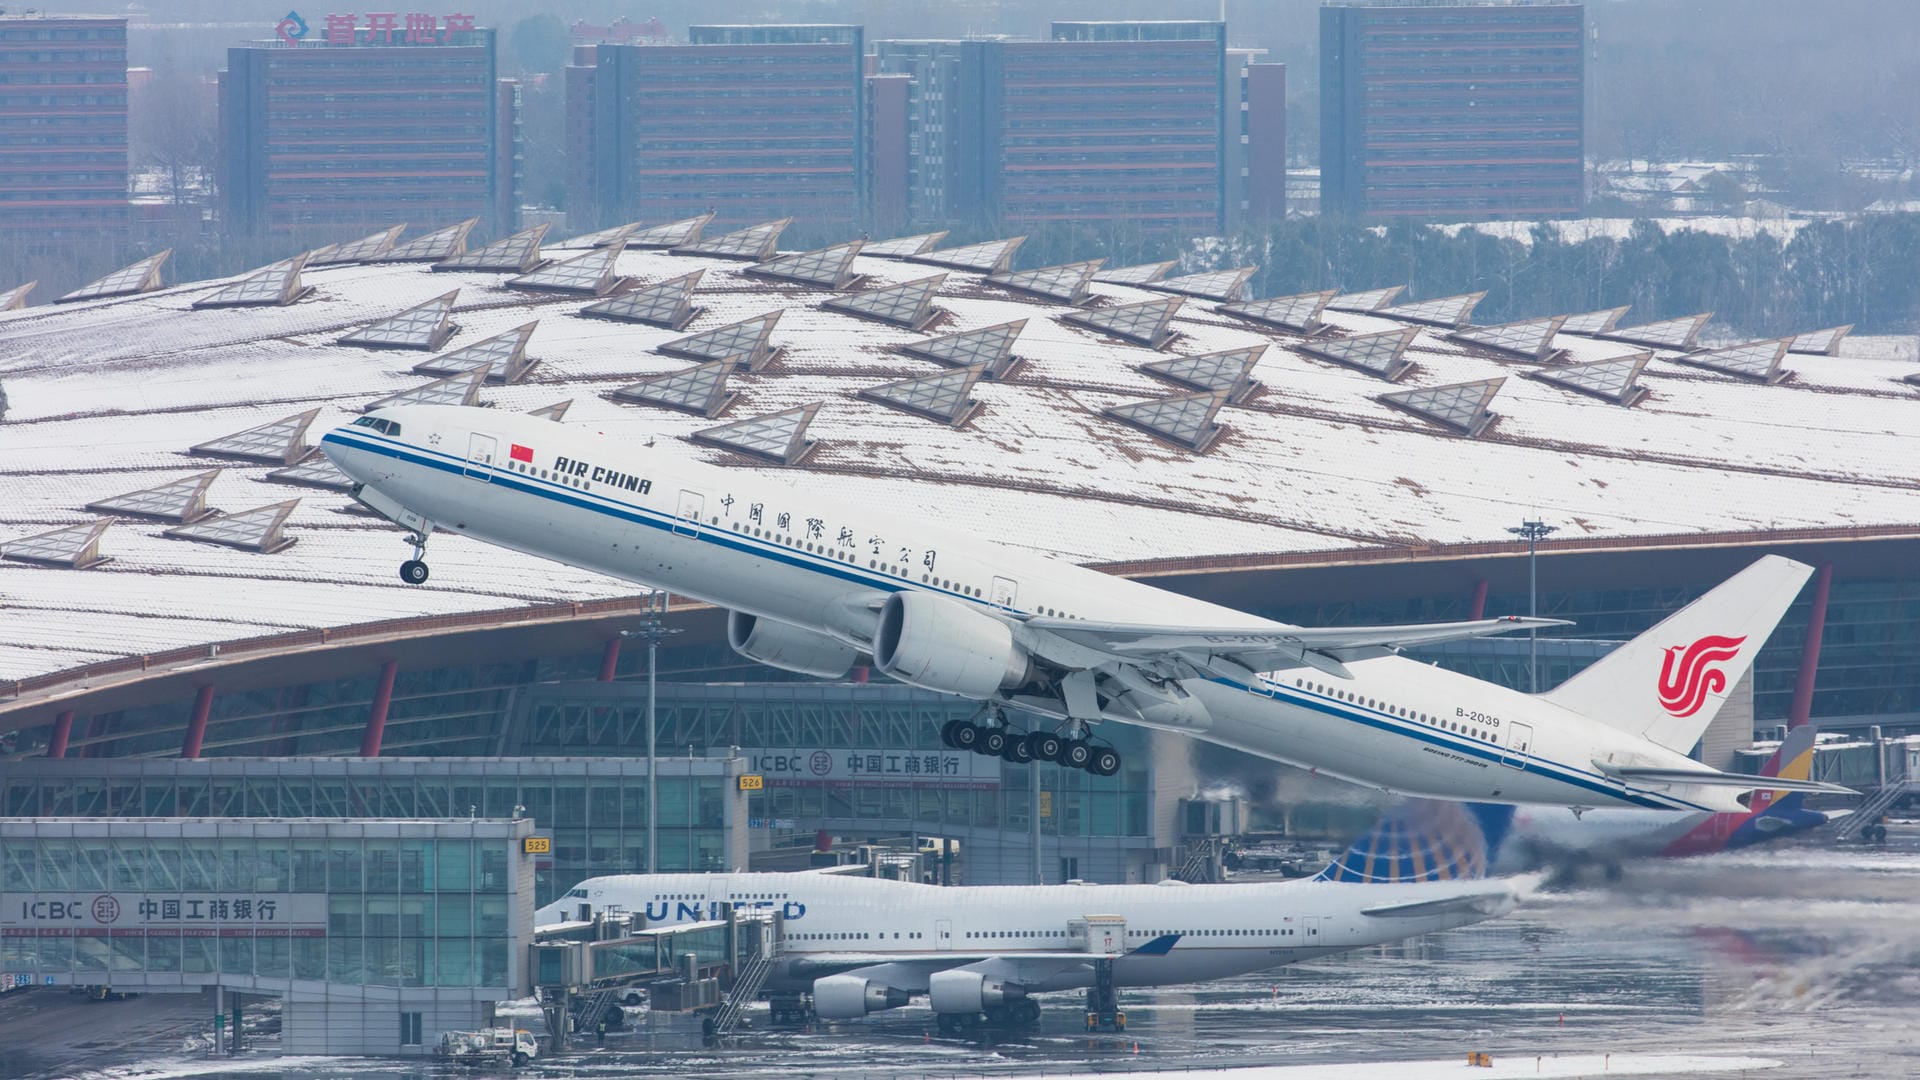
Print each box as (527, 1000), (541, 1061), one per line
(509, 444), (534, 463)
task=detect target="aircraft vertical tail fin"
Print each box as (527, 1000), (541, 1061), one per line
(1747, 724), (1818, 815)
(1539, 556), (1813, 754)
(1315, 799), (1515, 883)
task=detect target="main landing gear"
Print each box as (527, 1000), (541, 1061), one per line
(399, 532), (430, 585)
(940, 713), (1121, 777)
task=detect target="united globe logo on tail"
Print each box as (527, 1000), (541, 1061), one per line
(1656, 634), (1746, 717)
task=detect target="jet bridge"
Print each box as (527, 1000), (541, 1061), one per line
(529, 906), (779, 1050)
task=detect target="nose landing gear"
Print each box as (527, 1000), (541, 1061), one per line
(399, 532), (430, 585)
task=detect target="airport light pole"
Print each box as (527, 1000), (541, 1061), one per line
(1505, 520), (1559, 692)
(622, 591), (680, 873)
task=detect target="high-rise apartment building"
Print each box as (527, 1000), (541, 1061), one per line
(568, 25), (865, 232)
(1320, 2), (1584, 221)
(218, 15), (515, 235)
(0, 14), (128, 235)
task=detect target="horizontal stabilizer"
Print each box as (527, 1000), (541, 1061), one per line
(1594, 762), (1854, 796)
(1361, 888), (1515, 919)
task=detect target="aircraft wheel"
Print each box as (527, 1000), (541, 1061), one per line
(1060, 740), (1093, 770)
(940, 719), (964, 748)
(950, 722), (981, 752)
(1089, 747), (1122, 777)
(1026, 731), (1064, 762)
(1000, 733), (1033, 764)
(1019, 999), (1042, 1023)
(979, 728), (1008, 756)
(400, 559), (429, 585)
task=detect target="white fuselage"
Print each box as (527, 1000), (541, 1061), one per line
(321, 406), (1738, 813)
(534, 871), (1519, 997)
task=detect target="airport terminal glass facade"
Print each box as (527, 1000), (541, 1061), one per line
(0, 818), (530, 990)
(0, 760), (746, 909)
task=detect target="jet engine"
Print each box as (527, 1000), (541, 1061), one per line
(928, 969), (1026, 1015)
(811, 973), (911, 1019)
(873, 592), (1032, 698)
(728, 611), (859, 679)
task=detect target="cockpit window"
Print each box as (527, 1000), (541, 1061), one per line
(567, 889), (588, 898)
(350, 416), (401, 437)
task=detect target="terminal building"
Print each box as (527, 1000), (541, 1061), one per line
(1320, 1), (1586, 220)
(1, 218), (1916, 931)
(217, 15), (517, 236)
(0, 14), (129, 236)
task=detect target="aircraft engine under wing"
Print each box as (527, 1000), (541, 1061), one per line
(1017, 614), (1571, 682)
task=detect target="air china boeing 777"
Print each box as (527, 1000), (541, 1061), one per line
(321, 405), (1847, 813)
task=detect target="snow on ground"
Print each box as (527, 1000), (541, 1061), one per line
(998, 1054), (1781, 1079)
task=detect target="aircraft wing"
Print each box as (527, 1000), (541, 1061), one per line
(788, 935), (1181, 981)
(1019, 614), (1570, 680)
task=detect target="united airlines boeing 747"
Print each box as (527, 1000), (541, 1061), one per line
(321, 405), (1848, 813)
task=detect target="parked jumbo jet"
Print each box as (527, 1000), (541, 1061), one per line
(322, 406), (1849, 812)
(534, 805), (1526, 1032)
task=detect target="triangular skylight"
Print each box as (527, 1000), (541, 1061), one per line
(580, 270), (705, 330)
(1138, 346), (1266, 404)
(309, 225), (405, 265)
(627, 213), (714, 249)
(527, 399), (572, 422)
(858, 366), (984, 426)
(1377, 291), (1486, 329)
(1558, 306), (1630, 336)
(163, 500), (300, 553)
(1602, 313), (1711, 350)
(339, 290), (459, 350)
(1671, 339), (1793, 384)
(660, 311), (782, 371)
(555, 221), (640, 250)
(84, 469), (220, 523)
(190, 408), (321, 465)
(912, 236), (1025, 274)
(1788, 325), (1852, 356)
(363, 370), (488, 412)
(1061, 296), (1184, 348)
(434, 224), (551, 272)
(1327, 285), (1405, 313)
(824, 274), (945, 329)
(1102, 389), (1228, 452)
(611, 361), (737, 417)
(0, 281), (34, 311)
(746, 241), (863, 289)
(1148, 266), (1256, 302)
(1448, 315), (1567, 360)
(411, 322), (538, 382)
(265, 451), (356, 491)
(1301, 327), (1422, 381)
(58, 251), (170, 303)
(861, 231), (948, 259)
(673, 218), (790, 261)
(1093, 261), (1176, 286)
(990, 260), (1100, 304)
(193, 254), (312, 309)
(898, 320), (1026, 379)
(1379, 378), (1505, 436)
(2, 520), (112, 569)
(691, 403), (821, 464)
(376, 219), (477, 262)
(1526, 352), (1652, 406)
(507, 242), (625, 295)
(1219, 290), (1335, 333)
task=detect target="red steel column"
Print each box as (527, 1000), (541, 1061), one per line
(597, 637), (622, 682)
(1786, 563), (1833, 729)
(1467, 578), (1489, 621)
(46, 710), (74, 759)
(360, 660), (399, 757)
(180, 685), (216, 759)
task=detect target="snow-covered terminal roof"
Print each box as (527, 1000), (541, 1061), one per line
(2, 224), (1918, 696)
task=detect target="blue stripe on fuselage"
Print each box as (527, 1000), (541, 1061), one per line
(322, 429), (1703, 811)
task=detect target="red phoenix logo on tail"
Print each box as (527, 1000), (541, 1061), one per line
(1656, 634), (1746, 717)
